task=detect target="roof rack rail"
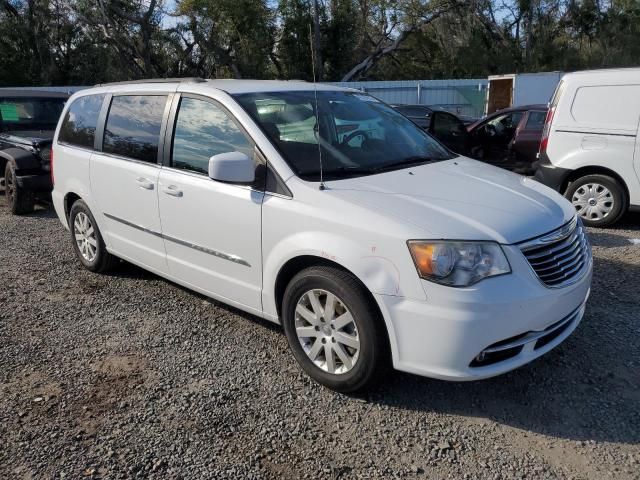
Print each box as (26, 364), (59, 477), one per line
(94, 77), (207, 87)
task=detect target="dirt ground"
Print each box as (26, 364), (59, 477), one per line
(0, 194), (639, 479)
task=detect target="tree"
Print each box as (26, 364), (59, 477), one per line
(339, 0), (461, 81)
(175, 0), (275, 79)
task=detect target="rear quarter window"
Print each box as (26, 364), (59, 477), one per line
(570, 85), (640, 130)
(58, 94), (105, 149)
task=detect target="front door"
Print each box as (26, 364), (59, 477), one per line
(158, 95), (264, 311)
(469, 111), (524, 170)
(429, 111), (469, 154)
(90, 94), (169, 273)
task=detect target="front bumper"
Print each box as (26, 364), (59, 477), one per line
(374, 244), (592, 381)
(16, 172), (52, 192)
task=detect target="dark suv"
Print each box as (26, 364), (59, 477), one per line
(0, 90), (69, 214)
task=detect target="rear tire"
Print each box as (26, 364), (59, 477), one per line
(565, 174), (626, 227)
(282, 266), (389, 393)
(4, 162), (35, 215)
(69, 200), (118, 273)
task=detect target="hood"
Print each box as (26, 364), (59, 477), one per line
(0, 130), (55, 147)
(325, 158), (575, 244)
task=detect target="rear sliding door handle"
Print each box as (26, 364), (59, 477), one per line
(162, 185), (183, 197)
(136, 177), (155, 190)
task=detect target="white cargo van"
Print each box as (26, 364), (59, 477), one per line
(535, 67), (640, 227)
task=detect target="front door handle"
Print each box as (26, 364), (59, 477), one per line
(162, 185), (183, 197)
(136, 177), (154, 190)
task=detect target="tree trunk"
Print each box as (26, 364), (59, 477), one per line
(341, 5), (451, 82)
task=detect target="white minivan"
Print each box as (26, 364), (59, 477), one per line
(51, 79), (592, 392)
(535, 67), (640, 227)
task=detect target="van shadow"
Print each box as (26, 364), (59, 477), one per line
(364, 255), (640, 445)
(99, 233), (638, 445)
(616, 211), (640, 230)
(105, 260), (283, 333)
(586, 212), (640, 246)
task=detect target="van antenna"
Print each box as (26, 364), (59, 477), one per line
(309, 23), (325, 191)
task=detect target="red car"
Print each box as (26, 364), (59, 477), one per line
(466, 105), (548, 175)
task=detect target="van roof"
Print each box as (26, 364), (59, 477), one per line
(562, 67), (640, 82)
(93, 78), (355, 95)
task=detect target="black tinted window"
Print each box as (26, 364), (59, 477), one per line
(396, 106), (431, 118)
(526, 111), (546, 129)
(58, 95), (103, 148)
(0, 97), (67, 133)
(172, 97), (253, 174)
(432, 112), (464, 135)
(103, 95), (167, 163)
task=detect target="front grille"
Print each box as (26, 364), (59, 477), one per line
(519, 217), (591, 288)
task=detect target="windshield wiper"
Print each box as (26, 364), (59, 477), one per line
(371, 156), (439, 173)
(321, 165), (379, 176)
(312, 156), (441, 180)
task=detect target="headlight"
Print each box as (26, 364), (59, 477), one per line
(407, 241), (511, 287)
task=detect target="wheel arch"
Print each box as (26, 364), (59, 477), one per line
(0, 148), (40, 172)
(273, 254), (394, 364)
(563, 165), (630, 207)
(63, 191), (82, 221)
(274, 255), (363, 319)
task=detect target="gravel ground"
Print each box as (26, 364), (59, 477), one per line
(0, 193), (639, 480)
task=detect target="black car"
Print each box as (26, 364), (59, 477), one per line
(0, 90), (69, 214)
(391, 104), (470, 154)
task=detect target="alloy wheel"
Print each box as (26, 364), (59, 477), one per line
(295, 289), (360, 375)
(74, 212), (98, 262)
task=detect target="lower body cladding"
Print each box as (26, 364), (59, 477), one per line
(375, 244), (592, 381)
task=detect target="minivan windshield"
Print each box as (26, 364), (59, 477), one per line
(0, 97), (67, 132)
(235, 91), (454, 181)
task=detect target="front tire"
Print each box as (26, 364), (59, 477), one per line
(69, 200), (118, 273)
(565, 174), (626, 227)
(4, 162), (34, 215)
(282, 266), (389, 393)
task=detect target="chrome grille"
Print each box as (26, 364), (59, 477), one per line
(519, 217), (591, 288)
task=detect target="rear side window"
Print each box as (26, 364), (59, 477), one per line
(432, 112), (464, 135)
(525, 111), (546, 129)
(103, 95), (167, 163)
(58, 94), (104, 148)
(172, 97), (253, 174)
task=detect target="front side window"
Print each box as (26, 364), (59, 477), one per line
(103, 95), (167, 163)
(0, 97), (67, 133)
(172, 97), (253, 175)
(235, 91), (452, 181)
(58, 94), (104, 148)
(483, 112), (524, 141)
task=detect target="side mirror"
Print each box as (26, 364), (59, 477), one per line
(208, 151), (255, 184)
